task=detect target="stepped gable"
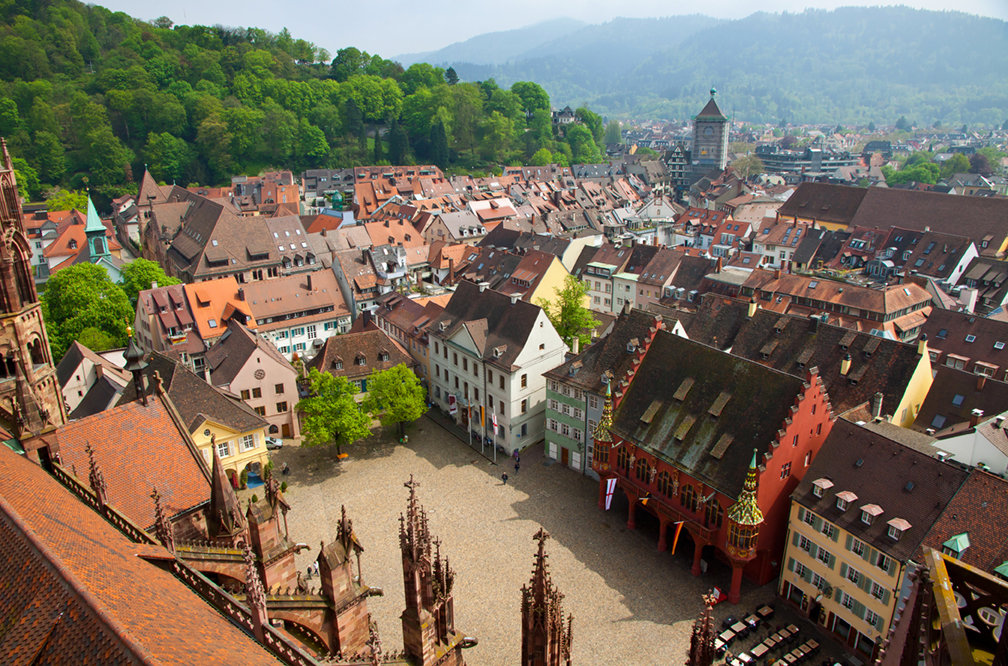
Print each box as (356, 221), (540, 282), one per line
(609, 330), (806, 497)
(0, 445), (283, 665)
(42, 391), (210, 531)
(726, 306), (924, 418)
(545, 308), (666, 394)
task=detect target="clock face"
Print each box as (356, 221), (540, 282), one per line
(703, 126), (714, 137)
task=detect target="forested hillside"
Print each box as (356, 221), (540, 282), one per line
(443, 7), (1008, 126)
(0, 0), (601, 206)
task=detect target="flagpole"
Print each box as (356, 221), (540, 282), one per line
(481, 405), (485, 456)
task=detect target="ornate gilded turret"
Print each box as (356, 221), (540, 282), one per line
(590, 380), (613, 473)
(723, 450), (764, 604)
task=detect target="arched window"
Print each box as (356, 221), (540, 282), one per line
(657, 471), (674, 498)
(28, 339), (45, 367)
(635, 457), (650, 483)
(705, 500), (723, 529)
(680, 484), (698, 512)
(617, 447), (629, 472)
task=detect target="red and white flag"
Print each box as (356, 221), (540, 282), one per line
(605, 477), (617, 510)
(492, 410), (498, 435)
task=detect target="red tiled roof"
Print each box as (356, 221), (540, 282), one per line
(0, 446), (282, 665)
(51, 394), (211, 529)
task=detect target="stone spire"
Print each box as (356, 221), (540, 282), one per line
(242, 540), (269, 642)
(336, 504), (364, 584)
(85, 440), (107, 509)
(207, 439), (245, 543)
(521, 529), (573, 666)
(150, 487), (175, 555)
(686, 594), (716, 666)
(727, 449), (763, 527)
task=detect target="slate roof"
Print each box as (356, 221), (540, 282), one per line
(921, 469), (1008, 573)
(544, 309), (667, 393)
(56, 340), (131, 388)
(429, 281), (545, 371)
(206, 320), (294, 387)
(921, 309), (1008, 376)
(119, 352), (268, 436)
(913, 365), (1008, 432)
(306, 328), (413, 380)
(68, 374), (122, 420)
(241, 270), (348, 332)
(792, 419), (968, 563)
(610, 329), (807, 498)
(0, 445), (282, 665)
(50, 392), (211, 529)
(776, 182), (868, 227)
(724, 306), (925, 418)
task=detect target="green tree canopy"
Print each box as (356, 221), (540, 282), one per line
(295, 368), (372, 453)
(46, 189), (88, 212)
(732, 154), (764, 179)
(445, 67), (459, 85)
(536, 274), (600, 350)
(603, 120), (622, 144)
(42, 263), (133, 361)
(940, 153), (970, 180)
(361, 364), (426, 437)
(510, 81), (550, 115)
(119, 259), (180, 308)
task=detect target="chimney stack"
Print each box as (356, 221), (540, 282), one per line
(747, 298), (757, 318)
(809, 313), (819, 332)
(237, 287), (245, 301)
(448, 257), (455, 285)
(572, 337), (580, 355)
(94, 363), (104, 380)
(773, 268), (781, 279)
(917, 334), (928, 357)
(840, 353), (852, 376)
(307, 273), (313, 291)
(715, 257), (723, 273)
(977, 373), (987, 392)
(872, 392), (884, 420)
(970, 408), (984, 428)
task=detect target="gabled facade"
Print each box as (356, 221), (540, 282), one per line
(306, 327), (414, 394)
(428, 282), (566, 453)
(595, 329), (836, 603)
(781, 420), (968, 660)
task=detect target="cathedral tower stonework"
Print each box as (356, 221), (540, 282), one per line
(0, 139), (65, 460)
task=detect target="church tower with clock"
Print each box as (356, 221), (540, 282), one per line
(692, 87), (729, 175)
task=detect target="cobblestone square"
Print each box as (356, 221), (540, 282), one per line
(269, 416), (793, 665)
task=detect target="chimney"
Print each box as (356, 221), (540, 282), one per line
(715, 257), (723, 273)
(572, 337), (580, 355)
(970, 408), (984, 428)
(840, 353), (852, 376)
(809, 313), (819, 332)
(917, 333), (928, 357)
(872, 392), (884, 420)
(747, 298), (757, 318)
(773, 268), (781, 279)
(237, 287), (245, 301)
(996, 415), (1006, 429)
(510, 294), (519, 305)
(151, 281), (158, 290)
(479, 282), (488, 293)
(958, 287), (977, 314)
(321, 228), (327, 237)
(362, 248), (368, 262)
(977, 373), (987, 392)
(307, 273), (313, 291)
(362, 309), (372, 328)
(448, 257), (455, 285)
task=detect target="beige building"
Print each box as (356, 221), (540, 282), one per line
(206, 320), (301, 439)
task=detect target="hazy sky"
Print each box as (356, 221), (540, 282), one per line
(98, 0), (1006, 57)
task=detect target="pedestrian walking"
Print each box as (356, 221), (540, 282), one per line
(501, 473), (509, 485)
(281, 462), (290, 476)
(514, 460), (520, 475)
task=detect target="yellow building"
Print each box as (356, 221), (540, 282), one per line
(779, 419), (968, 660)
(121, 351), (271, 485)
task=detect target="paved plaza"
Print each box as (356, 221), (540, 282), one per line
(268, 415), (806, 665)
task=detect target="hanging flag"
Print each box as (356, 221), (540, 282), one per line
(604, 477), (617, 510)
(492, 409), (498, 435)
(448, 394), (457, 415)
(640, 492), (652, 506)
(480, 405), (485, 428)
(671, 521), (685, 554)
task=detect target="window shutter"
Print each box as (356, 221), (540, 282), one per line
(859, 574), (872, 593)
(809, 543), (819, 560)
(814, 515), (823, 531)
(788, 557), (796, 572)
(841, 562), (848, 578)
(803, 568), (813, 584)
(874, 613), (885, 631)
(868, 548), (878, 565)
(887, 559), (897, 577)
(792, 532), (800, 547)
(831, 527), (840, 543)
(882, 588), (891, 606)
(828, 553), (836, 570)
(798, 506), (806, 522)
(846, 534), (853, 551)
(855, 601), (867, 621)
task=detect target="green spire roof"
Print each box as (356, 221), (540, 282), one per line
(84, 194), (104, 233)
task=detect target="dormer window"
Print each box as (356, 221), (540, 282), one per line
(861, 504), (883, 525)
(812, 478), (833, 498)
(836, 490), (857, 512)
(942, 532), (970, 559)
(837, 498), (848, 511)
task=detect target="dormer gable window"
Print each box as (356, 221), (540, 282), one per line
(812, 478), (833, 499)
(835, 490), (857, 511)
(861, 504), (883, 525)
(356, 354), (366, 366)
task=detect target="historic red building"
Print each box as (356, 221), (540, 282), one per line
(593, 328), (835, 603)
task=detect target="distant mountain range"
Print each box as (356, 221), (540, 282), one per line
(396, 7), (1008, 126)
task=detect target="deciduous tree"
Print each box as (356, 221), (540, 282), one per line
(41, 263), (133, 362)
(295, 368), (372, 455)
(362, 364), (426, 438)
(46, 189), (88, 212)
(536, 274), (599, 350)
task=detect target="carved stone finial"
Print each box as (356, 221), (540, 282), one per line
(150, 487), (175, 555)
(84, 441), (107, 509)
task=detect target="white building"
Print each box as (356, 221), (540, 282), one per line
(428, 281), (566, 453)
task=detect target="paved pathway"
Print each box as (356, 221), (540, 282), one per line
(270, 416), (812, 665)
